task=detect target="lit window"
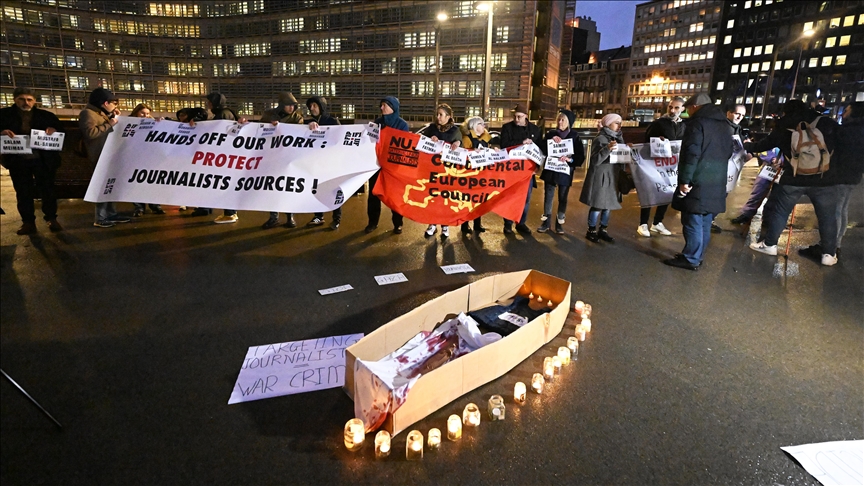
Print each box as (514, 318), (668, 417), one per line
(836, 55), (846, 66)
(744, 1), (751, 8)
(716, 81), (725, 90)
(744, 47), (752, 56)
(754, 46), (763, 55)
(727, 19), (734, 29)
(210, 45), (223, 57)
(299, 39), (341, 54)
(689, 22), (703, 33)
(822, 56), (832, 66)
(411, 56), (438, 73)
(803, 21), (814, 32)
(751, 62), (759, 71)
(723, 35), (732, 45)
(234, 42), (270, 56)
(842, 15), (854, 27)
(765, 44), (773, 54)
(808, 57), (818, 67)
(403, 32), (435, 48)
(731, 64), (739, 73)
(280, 18), (304, 32)
(342, 105), (355, 119)
(411, 81), (434, 96)
(839, 35), (850, 47)
(459, 54), (485, 71)
(381, 58), (397, 74)
(761, 61), (770, 71)
(491, 53), (507, 70)
(734, 48), (742, 57)
(495, 26), (509, 43)
(741, 64), (749, 73)
(783, 60), (793, 69)
(829, 17), (840, 28)
(68, 76), (89, 89)
(299, 82), (336, 97)
(860, 14), (864, 25)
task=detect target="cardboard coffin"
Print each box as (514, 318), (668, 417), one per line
(344, 269), (572, 436)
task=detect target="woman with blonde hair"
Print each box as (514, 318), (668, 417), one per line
(129, 104), (166, 216)
(579, 113), (625, 243)
(459, 116), (490, 234)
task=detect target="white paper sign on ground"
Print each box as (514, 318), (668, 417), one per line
(29, 130), (65, 151)
(318, 284), (354, 295)
(1, 135), (33, 154)
(374, 273), (408, 285)
(228, 333), (364, 404)
(544, 156), (571, 175)
(650, 137), (673, 158)
(547, 138), (574, 157)
(441, 263), (475, 274)
(781, 440), (863, 486)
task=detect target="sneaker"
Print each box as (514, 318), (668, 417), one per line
(284, 215), (297, 228)
(16, 222), (37, 235)
(797, 244), (822, 259)
(46, 219), (63, 232)
(637, 224), (651, 237)
(711, 221), (722, 233)
(821, 254), (838, 266)
(730, 215), (751, 225)
(132, 209), (144, 217)
(178, 206), (187, 211)
(515, 223), (532, 235)
(441, 226), (449, 238)
(214, 214), (239, 224)
(151, 207), (166, 215)
(262, 218), (280, 229)
(329, 220), (340, 230)
(93, 220), (115, 228)
(650, 222), (671, 236)
(425, 224), (436, 237)
(307, 217), (325, 227)
(750, 240), (778, 255)
(107, 216), (132, 223)
(364, 224), (378, 234)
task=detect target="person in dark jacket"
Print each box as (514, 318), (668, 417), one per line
(191, 92), (239, 221)
(261, 92), (304, 229)
(459, 116), (493, 235)
(538, 110), (585, 234)
(367, 96), (409, 234)
(304, 96), (342, 229)
(664, 94), (733, 270)
(579, 114), (625, 243)
(419, 103), (461, 238)
(0, 87), (64, 234)
(500, 104), (542, 234)
(176, 108), (208, 123)
(745, 100), (840, 266)
(638, 97), (685, 238)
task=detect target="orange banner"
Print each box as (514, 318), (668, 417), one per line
(373, 128), (535, 226)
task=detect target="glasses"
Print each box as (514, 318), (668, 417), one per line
(732, 113), (745, 117)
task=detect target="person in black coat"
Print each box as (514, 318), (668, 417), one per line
(192, 92), (239, 221)
(500, 104), (542, 234)
(304, 96), (343, 229)
(0, 87), (64, 235)
(537, 110), (584, 234)
(639, 97), (685, 238)
(367, 96), (409, 234)
(418, 103), (461, 238)
(664, 94), (733, 270)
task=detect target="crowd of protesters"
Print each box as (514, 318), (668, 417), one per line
(1, 85), (861, 270)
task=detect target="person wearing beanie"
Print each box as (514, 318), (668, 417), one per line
(579, 113), (624, 243)
(459, 116), (493, 235)
(304, 96), (342, 229)
(663, 94), (733, 270)
(537, 110), (584, 234)
(367, 96), (409, 234)
(419, 103), (462, 238)
(638, 97), (686, 238)
(260, 92), (304, 229)
(500, 103), (542, 235)
(0, 87), (64, 234)
(194, 92), (241, 223)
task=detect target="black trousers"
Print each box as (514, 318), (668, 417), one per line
(9, 162), (58, 223)
(366, 172), (403, 227)
(640, 205), (668, 225)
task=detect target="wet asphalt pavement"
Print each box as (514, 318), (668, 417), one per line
(1, 166), (862, 485)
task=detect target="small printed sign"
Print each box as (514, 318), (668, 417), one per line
(547, 138), (574, 157)
(365, 122), (380, 142)
(374, 273), (408, 286)
(543, 156), (571, 175)
(318, 284), (354, 295)
(498, 312), (529, 327)
(0, 135), (32, 154)
(29, 130), (65, 151)
(441, 263), (475, 275)
(416, 135), (437, 154)
(308, 129), (327, 139)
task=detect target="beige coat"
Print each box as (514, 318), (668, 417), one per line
(79, 104), (114, 164)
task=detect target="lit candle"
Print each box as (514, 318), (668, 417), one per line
(463, 403), (481, 427)
(343, 418), (365, 452)
(513, 382), (527, 404)
(546, 300), (554, 308)
(528, 292), (535, 300)
(447, 414), (462, 440)
(543, 357), (555, 381)
(427, 428), (441, 450)
(574, 300), (585, 315)
(582, 303), (592, 319)
(488, 394), (506, 421)
(557, 346), (571, 365)
(552, 355), (562, 374)
(567, 336), (579, 360)
(531, 373), (545, 394)
(374, 430), (391, 458)
(575, 325), (586, 342)
(581, 317), (592, 333)
(406, 430), (424, 460)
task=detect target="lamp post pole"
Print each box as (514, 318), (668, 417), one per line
(790, 41), (806, 99)
(434, 23), (441, 110)
(760, 48), (780, 132)
(482, 6), (494, 120)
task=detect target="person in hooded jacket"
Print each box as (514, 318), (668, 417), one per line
(459, 116), (492, 234)
(261, 92), (304, 229)
(367, 96), (409, 234)
(419, 103), (461, 238)
(191, 92), (239, 222)
(538, 109), (585, 234)
(129, 103), (166, 217)
(638, 97), (685, 238)
(663, 94), (733, 270)
(304, 96), (342, 229)
(579, 114), (624, 243)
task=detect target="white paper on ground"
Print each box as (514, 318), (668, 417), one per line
(781, 440), (864, 486)
(374, 273), (408, 285)
(318, 284), (353, 295)
(441, 263), (475, 274)
(228, 333), (364, 404)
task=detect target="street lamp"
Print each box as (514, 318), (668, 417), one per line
(790, 29), (814, 99)
(476, 1), (495, 120)
(434, 12), (447, 110)
(749, 73), (768, 122)
(759, 28), (814, 131)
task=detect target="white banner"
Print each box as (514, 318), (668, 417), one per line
(0, 135), (32, 154)
(84, 118), (380, 213)
(630, 142), (680, 207)
(30, 130), (65, 151)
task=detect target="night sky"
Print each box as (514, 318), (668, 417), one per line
(575, 0), (643, 50)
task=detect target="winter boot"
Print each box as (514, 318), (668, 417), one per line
(537, 215), (551, 233)
(598, 225), (615, 243)
(585, 226), (600, 242)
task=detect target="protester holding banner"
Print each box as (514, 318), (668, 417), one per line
(664, 94), (733, 271)
(366, 97), (408, 234)
(0, 87), (64, 234)
(193, 92), (241, 224)
(500, 104), (542, 235)
(579, 114), (625, 243)
(538, 110), (584, 234)
(260, 92), (304, 229)
(418, 103), (461, 238)
(638, 97), (685, 238)
(459, 116), (492, 234)
(80, 87), (133, 228)
(129, 103), (166, 217)
(304, 96), (343, 230)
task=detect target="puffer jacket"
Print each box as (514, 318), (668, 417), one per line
(672, 104), (733, 215)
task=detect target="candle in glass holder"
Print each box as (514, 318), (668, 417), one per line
(574, 300), (585, 315)
(557, 346), (571, 365)
(447, 414), (462, 440)
(374, 430), (391, 458)
(582, 303), (592, 319)
(552, 355), (562, 374)
(543, 357), (555, 381)
(575, 325), (586, 342)
(463, 403), (481, 427)
(567, 336), (579, 360)
(343, 418), (365, 452)
(488, 394), (505, 421)
(427, 428), (441, 450)
(531, 373), (545, 394)
(513, 382), (527, 404)
(581, 317), (592, 333)
(406, 430), (424, 460)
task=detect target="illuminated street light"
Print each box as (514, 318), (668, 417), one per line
(475, 1), (495, 120)
(434, 13), (448, 110)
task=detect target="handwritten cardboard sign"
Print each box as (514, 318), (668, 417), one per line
(0, 135), (32, 154)
(228, 333), (364, 404)
(29, 130), (65, 151)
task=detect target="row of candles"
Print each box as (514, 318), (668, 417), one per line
(344, 300), (593, 459)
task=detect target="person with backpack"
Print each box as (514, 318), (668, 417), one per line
(745, 100), (841, 266)
(638, 97), (685, 238)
